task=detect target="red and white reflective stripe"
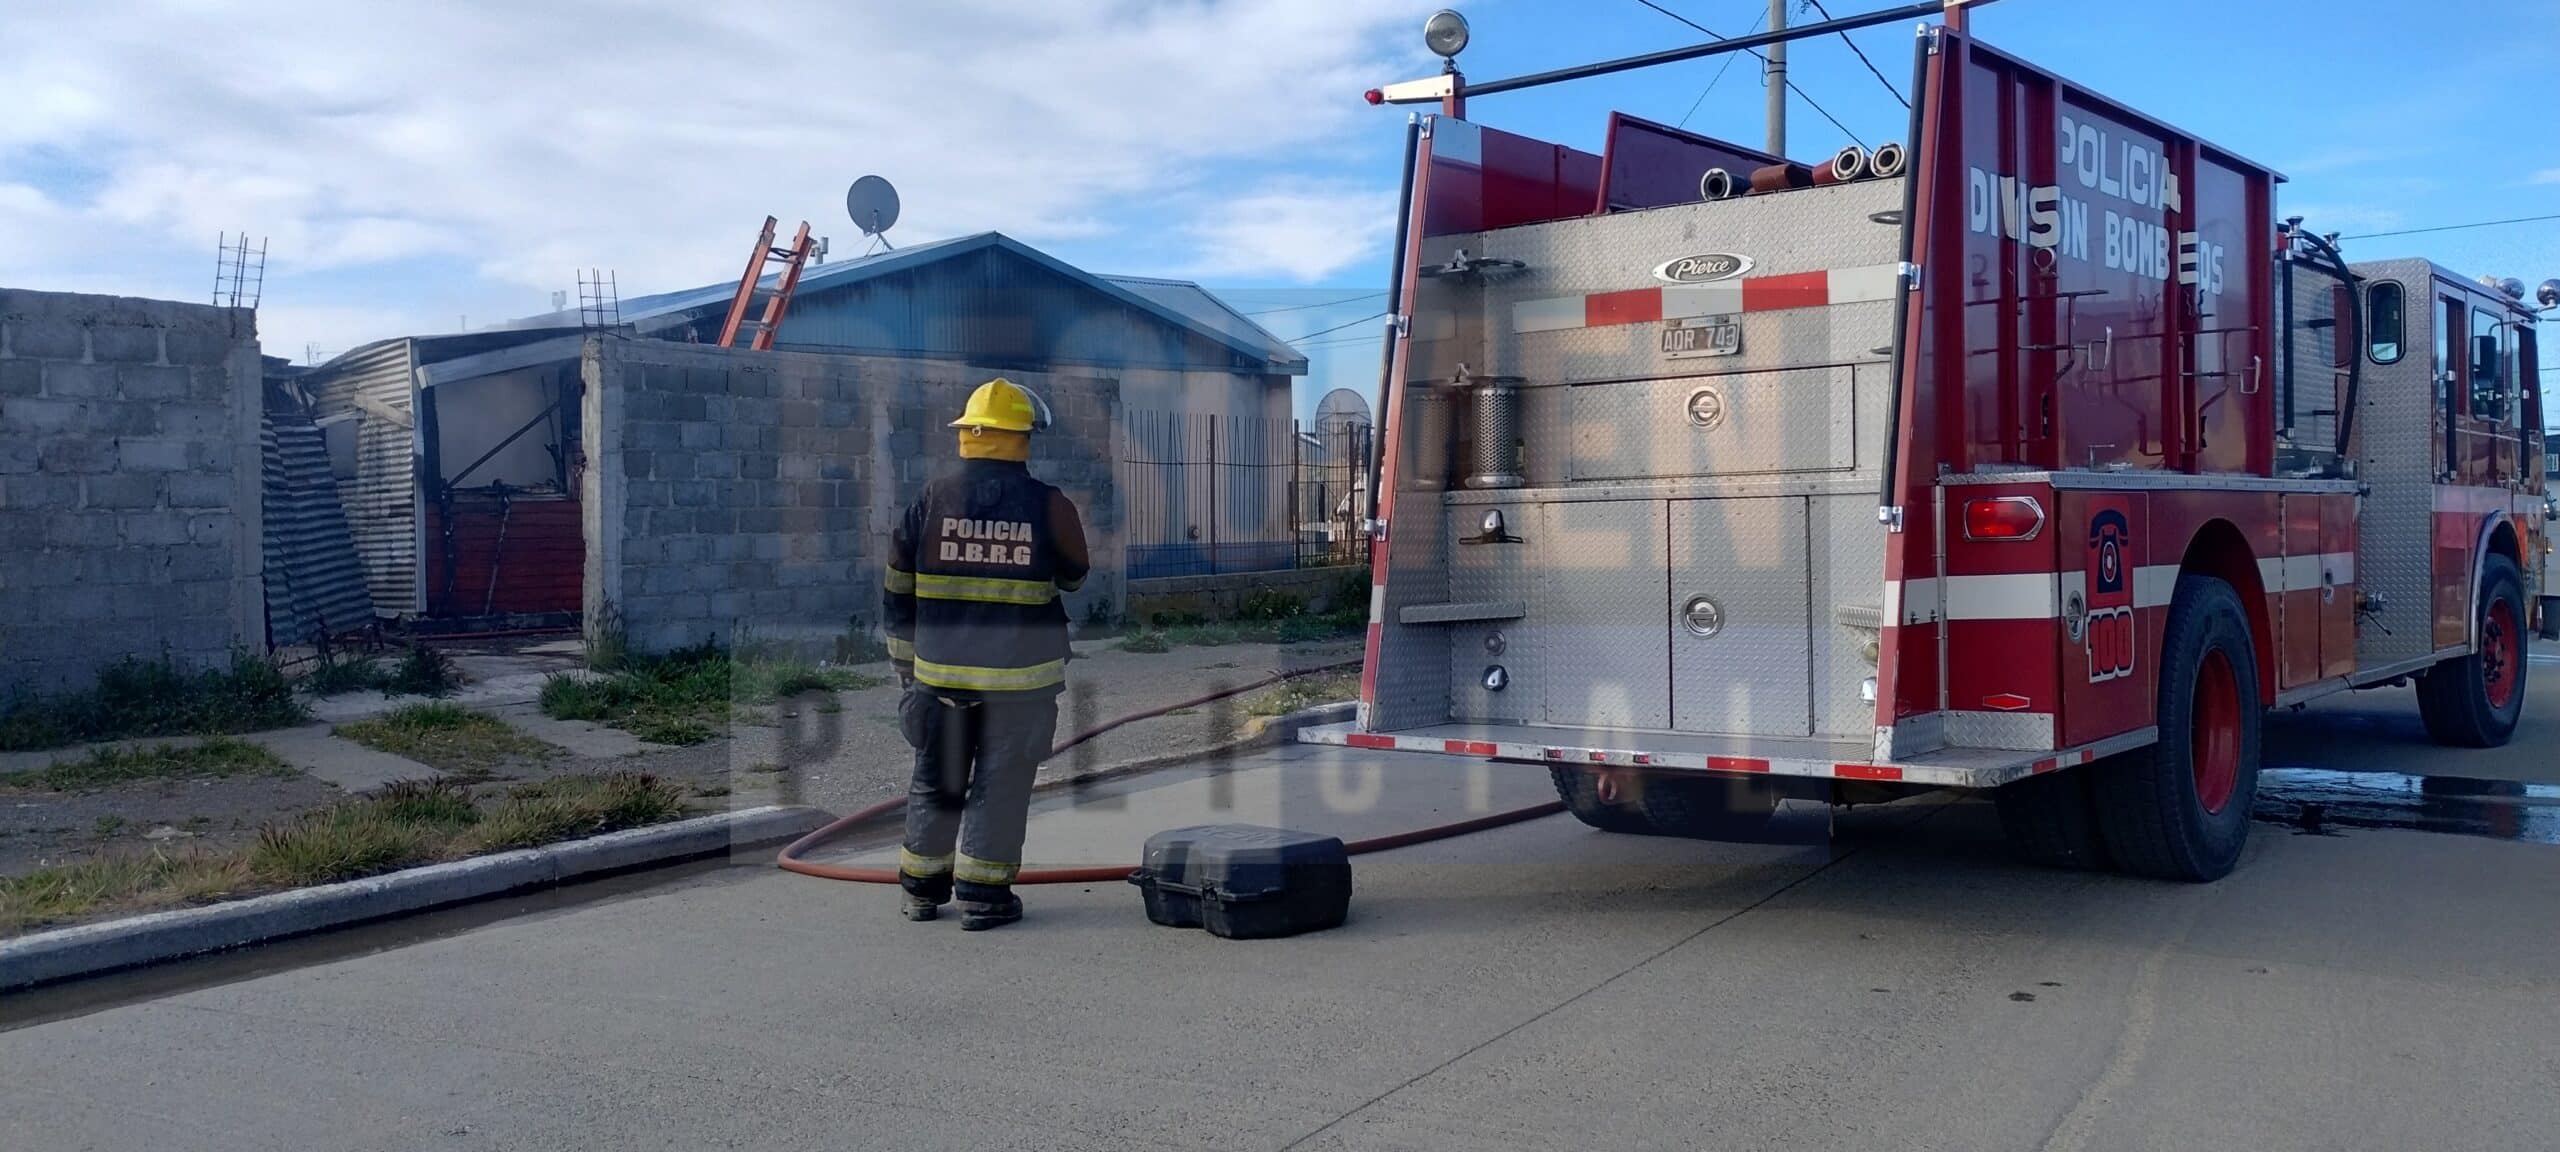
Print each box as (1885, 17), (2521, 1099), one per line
(1298, 722), (2160, 790)
(1512, 263), (1906, 334)
(1884, 558), (2354, 625)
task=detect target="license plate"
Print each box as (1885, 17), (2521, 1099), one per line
(1661, 315), (1741, 358)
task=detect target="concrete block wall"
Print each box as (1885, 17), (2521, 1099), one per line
(0, 289), (264, 693)
(583, 336), (1122, 657)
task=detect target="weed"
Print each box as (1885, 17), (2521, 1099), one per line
(369, 778), (480, 829)
(250, 804), (435, 886)
(585, 602), (632, 672)
(1234, 588), (1307, 622)
(1120, 631), (1172, 654)
(93, 815), (127, 838)
(335, 704), (558, 775)
(0, 737), (294, 792)
(1114, 609), (1362, 654)
(692, 783), (731, 798)
(465, 773), (686, 852)
(302, 654), (386, 697)
(382, 646), (460, 697)
(0, 653), (307, 752)
(1244, 670), (1361, 717)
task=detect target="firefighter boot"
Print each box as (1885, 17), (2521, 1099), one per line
(959, 890), (1023, 931)
(899, 868), (952, 923)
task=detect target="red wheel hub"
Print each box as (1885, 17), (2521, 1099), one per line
(2484, 599), (2518, 712)
(2191, 648), (2242, 815)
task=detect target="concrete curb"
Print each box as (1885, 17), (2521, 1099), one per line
(1035, 700), (1355, 793)
(0, 805), (831, 991)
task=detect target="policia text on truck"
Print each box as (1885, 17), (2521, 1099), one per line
(886, 378), (1090, 930)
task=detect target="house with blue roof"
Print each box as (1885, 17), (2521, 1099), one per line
(294, 231), (1310, 627)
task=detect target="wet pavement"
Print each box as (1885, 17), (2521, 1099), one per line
(3, 668), (2557, 1151)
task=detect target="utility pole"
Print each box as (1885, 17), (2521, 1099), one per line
(1766, 0), (1788, 156)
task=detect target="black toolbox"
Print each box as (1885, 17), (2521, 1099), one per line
(1129, 824), (1351, 939)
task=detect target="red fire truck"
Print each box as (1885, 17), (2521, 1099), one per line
(1302, 3), (2557, 880)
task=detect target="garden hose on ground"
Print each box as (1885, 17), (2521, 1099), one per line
(774, 661), (1565, 883)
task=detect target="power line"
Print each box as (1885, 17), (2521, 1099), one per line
(1241, 291), (1386, 316)
(2339, 213), (2560, 242)
(1803, 0), (1908, 107)
(1631, 0), (1870, 148)
(1285, 310), (1389, 343)
(1675, 6), (1764, 129)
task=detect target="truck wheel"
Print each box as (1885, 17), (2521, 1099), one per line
(1636, 773), (1782, 840)
(1549, 766), (1653, 834)
(2416, 554), (2528, 748)
(2092, 574), (2261, 882)
(1993, 765), (2114, 870)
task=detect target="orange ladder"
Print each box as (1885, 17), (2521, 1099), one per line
(716, 216), (816, 350)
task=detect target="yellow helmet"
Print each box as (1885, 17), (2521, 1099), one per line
(950, 378), (1047, 434)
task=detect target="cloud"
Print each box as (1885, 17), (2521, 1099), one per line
(0, 0), (1438, 353)
(2280, 202), (2405, 236)
(1179, 185), (1399, 281)
(2532, 168), (2560, 185)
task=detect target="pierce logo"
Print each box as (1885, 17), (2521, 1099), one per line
(1651, 253), (1753, 284)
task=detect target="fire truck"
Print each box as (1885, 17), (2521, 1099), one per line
(1301, 3), (2558, 880)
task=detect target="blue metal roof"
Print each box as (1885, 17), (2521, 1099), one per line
(505, 232), (1305, 375)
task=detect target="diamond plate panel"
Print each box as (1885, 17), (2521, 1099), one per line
(2347, 258), (2441, 666)
(1537, 499), (1670, 729)
(1476, 180), (1904, 389)
(1448, 503), (1539, 723)
(1567, 366), (1855, 481)
(1810, 490), (1889, 738)
(1669, 497), (1812, 736)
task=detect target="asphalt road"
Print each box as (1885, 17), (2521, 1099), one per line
(4, 659), (2557, 1152)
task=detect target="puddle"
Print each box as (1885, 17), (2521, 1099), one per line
(2254, 768), (2560, 845)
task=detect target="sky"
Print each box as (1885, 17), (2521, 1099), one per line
(3, 0), (2555, 422)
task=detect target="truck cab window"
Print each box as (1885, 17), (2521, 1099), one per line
(2366, 281), (2403, 364)
(2470, 307), (2509, 424)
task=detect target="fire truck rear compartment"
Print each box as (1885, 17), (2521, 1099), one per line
(1370, 176), (1901, 756)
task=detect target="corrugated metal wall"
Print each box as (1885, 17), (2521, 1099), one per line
(761, 247), (1260, 374)
(260, 410), (374, 644)
(307, 339), (418, 616)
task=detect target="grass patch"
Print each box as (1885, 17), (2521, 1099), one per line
(0, 848), (255, 935)
(0, 736), (293, 792)
(335, 704), (557, 776)
(1119, 608), (1364, 653)
(0, 653), (307, 752)
(1, 772), (690, 935)
(540, 643), (884, 746)
(464, 774), (687, 853)
(1244, 670), (1360, 718)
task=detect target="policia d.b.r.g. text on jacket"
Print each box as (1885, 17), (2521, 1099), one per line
(884, 378), (1090, 931)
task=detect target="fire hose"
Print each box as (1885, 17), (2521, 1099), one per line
(775, 661), (1565, 883)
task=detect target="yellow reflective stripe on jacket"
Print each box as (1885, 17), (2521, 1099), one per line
(899, 848), (952, 877)
(954, 853), (1019, 885)
(912, 656), (1067, 692)
(884, 636), (915, 661)
(1056, 573), (1085, 592)
(884, 567), (916, 594)
(914, 572), (1058, 605)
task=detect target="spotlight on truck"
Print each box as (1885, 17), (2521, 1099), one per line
(1424, 9), (1470, 60)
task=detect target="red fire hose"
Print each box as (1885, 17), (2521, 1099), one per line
(774, 661), (1565, 883)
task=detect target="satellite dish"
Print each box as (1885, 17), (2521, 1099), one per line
(846, 175), (900, 238)
(1314, 388), (1373, 434)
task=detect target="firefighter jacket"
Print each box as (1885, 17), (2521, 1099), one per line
(884, 459), (1090, 695)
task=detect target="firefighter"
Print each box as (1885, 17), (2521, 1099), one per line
(884, 378), (1090, 930)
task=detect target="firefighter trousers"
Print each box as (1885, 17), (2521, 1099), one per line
(897, 688), (1059, 903)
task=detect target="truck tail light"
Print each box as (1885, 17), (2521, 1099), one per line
(1962, 496), (2046, 541)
